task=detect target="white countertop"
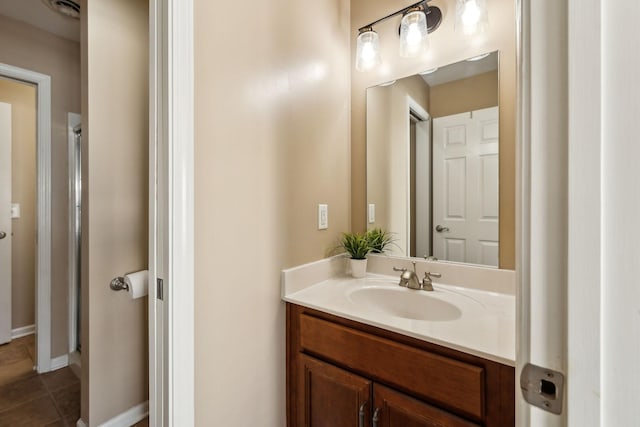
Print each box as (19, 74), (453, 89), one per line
(282, 258), (515, 366)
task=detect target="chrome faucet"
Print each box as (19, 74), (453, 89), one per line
(393, 261), (441, 291)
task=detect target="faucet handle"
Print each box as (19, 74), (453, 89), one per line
(421, 271), (441, 291)
(392, 267), (407, 273)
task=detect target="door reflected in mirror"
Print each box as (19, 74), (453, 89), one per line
(366, 51), (500, 267)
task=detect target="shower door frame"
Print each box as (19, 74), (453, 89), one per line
(67, 113), (81, 355)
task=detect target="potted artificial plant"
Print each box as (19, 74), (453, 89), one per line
(339, 232), (371, 278)
(366, 227), (395, 253)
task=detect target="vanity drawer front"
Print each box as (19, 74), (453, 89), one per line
(299, 314), (485, 420)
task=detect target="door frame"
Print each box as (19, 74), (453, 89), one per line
(67, 112), (81, 354)
(0, 102), (11, 345)
(0, 63), (52, 373)
(517, 0), (572, 424)
(149, 0), (195, 425)
(406, 96), (430, 258)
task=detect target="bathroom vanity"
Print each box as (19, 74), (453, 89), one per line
(287, 304), (514, 427)
(283, 256), (516, 427)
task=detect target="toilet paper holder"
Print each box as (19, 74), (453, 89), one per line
(110, 277), (129, 292)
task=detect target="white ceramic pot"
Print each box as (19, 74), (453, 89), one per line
(349, 258), (367, 278)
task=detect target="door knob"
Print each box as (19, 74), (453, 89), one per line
(435, 225), (450, 232)
(0, 231), (6, 239)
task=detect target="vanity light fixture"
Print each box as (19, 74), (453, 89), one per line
(355, 0), (442, 71)
(355, 28), (382, 72)
(455, 0), (489, 36)
(399, 9), (429, 57)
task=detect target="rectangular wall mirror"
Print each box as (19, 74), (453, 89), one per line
(366, 51), (502, 267)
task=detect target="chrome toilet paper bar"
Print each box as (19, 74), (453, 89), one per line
(109, 270), (149, 299)
(110, 277), (129, 291)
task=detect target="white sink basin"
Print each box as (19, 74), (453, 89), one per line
(347, 286), (463, 321)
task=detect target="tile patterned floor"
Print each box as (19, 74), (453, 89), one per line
(0, 335), (149, 427)
(0, 335), (80, 426)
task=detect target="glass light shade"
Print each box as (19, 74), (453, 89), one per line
(455, 0), (488, 36)
(355, 30), (381, 72)
(399, 10), (429, 58)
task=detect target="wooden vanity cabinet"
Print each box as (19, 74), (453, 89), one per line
(299, 355), (371, 427)
(287, 304), (514, 427)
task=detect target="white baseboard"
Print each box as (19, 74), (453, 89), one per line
(50, 354), (69, 371)
(76, 419), (87, 427)
(98, 401), (149, 427)
(11, 324), (35, 339)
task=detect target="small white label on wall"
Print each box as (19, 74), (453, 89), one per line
(11, 203), (20, 219)
(318, 204), (328, 230)
(368, 204), (375, 224)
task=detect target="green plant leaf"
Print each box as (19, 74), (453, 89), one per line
(338, 232), (371, 259)
(366, 228), (396, 253)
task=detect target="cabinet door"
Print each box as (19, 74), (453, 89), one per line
(373, 384), (480, 427)
(298, 354), (372, 427)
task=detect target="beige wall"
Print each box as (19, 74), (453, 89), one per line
(0, 79), (36, 330)
(80, 0), (149, 424)
(430, 70), (499, 117)
(366, 75), (430, 256)
(351, 0), (516, 269)
(0, 13), (81, 356)
(194, 0), (351, 424)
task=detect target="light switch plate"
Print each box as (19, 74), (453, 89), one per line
(318, 204), (328, 230)
(11, 203), (20, 219)
(368, 204), (375, 224)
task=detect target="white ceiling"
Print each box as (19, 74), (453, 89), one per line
(0, 0), (80, 42)
(421, 51), (499, 87)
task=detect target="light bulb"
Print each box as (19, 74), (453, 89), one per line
(356, 29), (381, 72)
(461, 0), (481, 26)
(406, 23), (422, 46)
(399, 10), (428, 58)
(455, 0), (488, 36)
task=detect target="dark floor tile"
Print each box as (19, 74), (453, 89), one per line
(51, 383), (80, 421)
(0, 375), (47, 412)
(62, 416), (80, 427)
(0, 396), (60, 427)
(0, 348), (36, 387)
(26, 342), (36, 363)
(12, 335), (35, 346)
(0, 343), (31, 366)
(132, 418), (149, 427)
(131, 418), (149, 427)
(41, 368), (79, 393)
(43, 421), (65, 427)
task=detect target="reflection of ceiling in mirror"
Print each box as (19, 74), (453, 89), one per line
(421, 52), (498, 86)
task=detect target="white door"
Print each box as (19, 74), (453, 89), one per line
(415, 119), (431, 258)
(433, 106), (499, 266)
(0, 102), (12, 344)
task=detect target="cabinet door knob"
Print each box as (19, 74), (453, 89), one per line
(358, 402), (367, 427)
(372, 407), (381, 427)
